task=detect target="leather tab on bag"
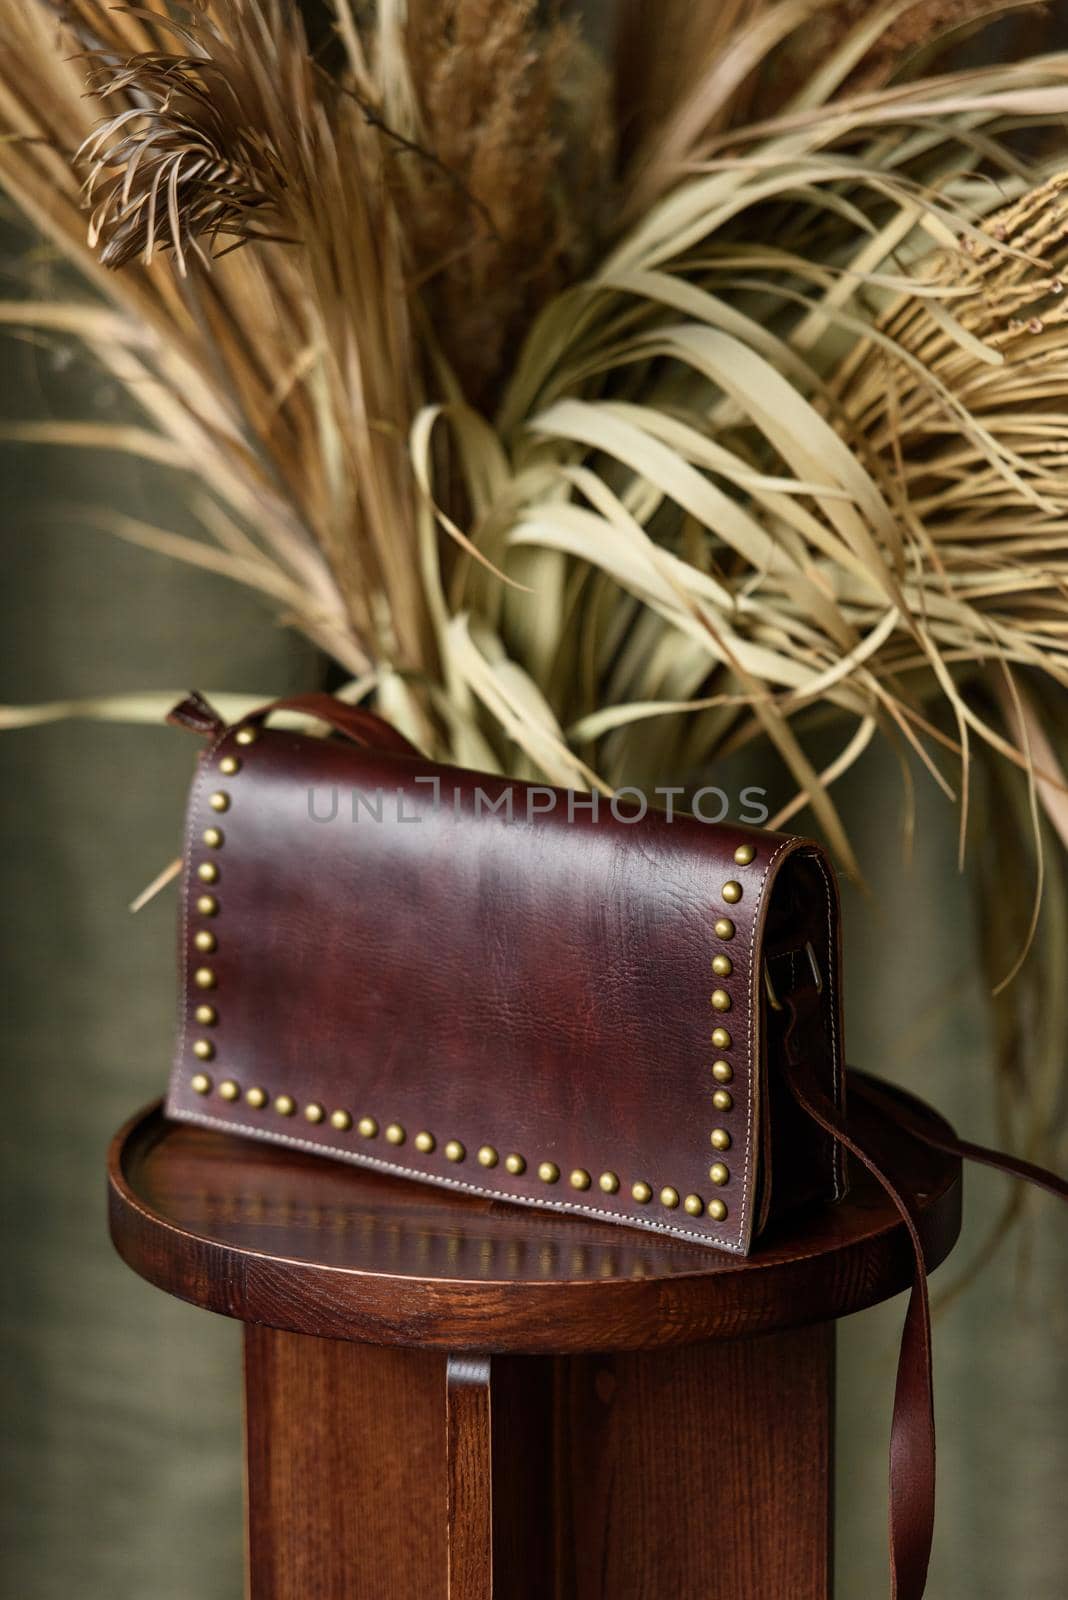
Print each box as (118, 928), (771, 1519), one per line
(167, 692), (226, 740)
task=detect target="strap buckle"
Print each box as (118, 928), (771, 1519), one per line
(763, 940), (823, 1012)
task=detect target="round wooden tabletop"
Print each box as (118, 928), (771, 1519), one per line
(109, 1071), (961, 1353)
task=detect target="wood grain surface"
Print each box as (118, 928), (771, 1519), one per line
(244, 1328), (446, 1600)
(446, 1356), (493, 1600)
(556, 1327), (834, 1597)
(240, 1328), (834, 1600)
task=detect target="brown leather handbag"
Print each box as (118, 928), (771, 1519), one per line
(165, 690), (1066, 1600)
(166, 690), (848, 1255)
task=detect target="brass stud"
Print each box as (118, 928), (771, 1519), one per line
(415, 1131), (436, 1153)
(714, 918), (735, 940)
(538, 1161), (560, 1184)
(477, 1145), (499, 1168)
(193, 1039), (214, 1061)
(235, 726), (259, 746)
(710, 1128), (732, 1151)
(194, 929), (216, 954)
(197, 861), (219, 884)
(505, 1153), (526, 1175)
(707, 1197), (728, 1221)
(202, 827), (223, 849)
(274, 1094), (296, 1117)
(196, 894), (218, 917)
(385, 1123), (405, 1145)
(191, 1073), (212, 1095)
(357, 1116), (378, 1138)
(660, 1186), (680, 1209)
(722, 880), (742, 904)
(709, 1162), (730, 1186)
(712, 1059), (733, 1083)
(711, 1026), (731, 1050)
(445, 1140), (465, 1162)
(631, 1181), (652, 1204)
(219, 755), (241, 776)
(218, 1079), (239, 1101)
(599, 1171), (620, 1194)
(712, 953), (732, 978)
(330, 1109), (352, 1131)
(712, 1088), (733, 1112)
(734, 842), (756, 865)
(711, 989), (732, 1012)
(209, 792), (230, 814)
(304, 1102), (325, 1124)
(570, 1169), (591, 1191)
(684, 1193), (704, 1217)
(246, 1086), (267, 1109)
(194, 967), (216, 990)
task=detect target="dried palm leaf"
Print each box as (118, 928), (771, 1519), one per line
(0, 4), (1065, 1092)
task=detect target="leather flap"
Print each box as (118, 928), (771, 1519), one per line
(166, 714), (844, 1254)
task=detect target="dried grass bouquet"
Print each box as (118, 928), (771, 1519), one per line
(2, 0), (1068, 1146)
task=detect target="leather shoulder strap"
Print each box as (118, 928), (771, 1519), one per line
(848, 1074), (1068, 1204)
(783, 991), (934, 1600)
(241, 693), (421, 758)
(167, 691), (420, 759)
(783, 989), (1068, 1600)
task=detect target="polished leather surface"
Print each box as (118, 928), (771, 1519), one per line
(166, 694), (846, 1255)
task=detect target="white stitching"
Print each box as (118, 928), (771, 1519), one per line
(737, 835), (796, 1250)
(810, 851), (845, 1200)
(167, 1105), (749, 1253)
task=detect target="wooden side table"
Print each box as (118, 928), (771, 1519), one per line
(109, 1072), (961, 1600)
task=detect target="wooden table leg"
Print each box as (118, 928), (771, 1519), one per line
(244, 1324), (448, 1600)
(556, 1323), (836, 1600)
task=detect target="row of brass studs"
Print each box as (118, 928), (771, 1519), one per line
(188, 727), (259, 1061)
(701, 841), (755, 1222)
(190, 1075), (716, 1218)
